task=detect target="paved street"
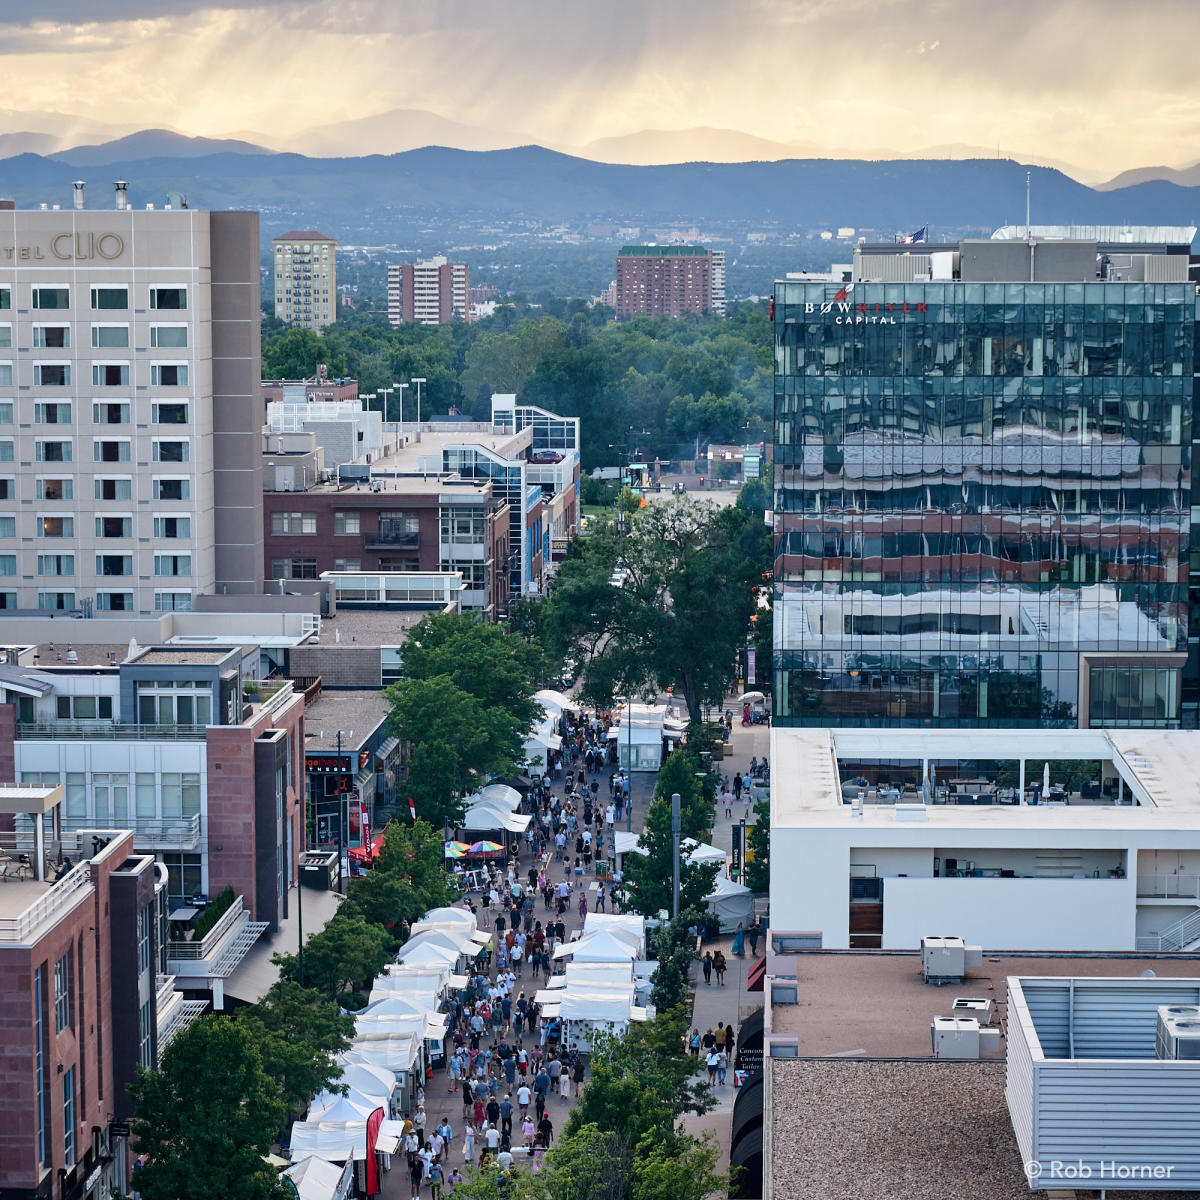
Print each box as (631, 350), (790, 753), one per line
(379, 705), (769, 1193)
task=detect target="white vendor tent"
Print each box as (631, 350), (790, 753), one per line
(477, 783), (522, 810)
(683, 838), (727, 866)
(362, 994), (430, 1019)
(344, 1033), (422, 1074)
(461, 800), (530, 834)
(282, 1155), (353, 1200)
(335, 1061), (396, 1104)
(554, 929), (637, 963)
(537, 988), (650, 1050)
(534, 689), (578, 715)
(288, 1120), (367, 1163)
(415, 906), (475, 928)
(307, 1093), (377, 1124)
(394, 940), (459, 968)
(705, 873), (754, 933)
(354, 1010), (447, 1041)
(608, 703), (667, 772)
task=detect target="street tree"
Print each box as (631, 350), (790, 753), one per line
(545, 496), (770, 725)
(128, 1017), (289, 1200)
(274, 907), (392, 1001)
(632, 1132), (736, 1200)
(238, 980), (355, 1116)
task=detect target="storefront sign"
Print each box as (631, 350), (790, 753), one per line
(306, 754), (351, 774)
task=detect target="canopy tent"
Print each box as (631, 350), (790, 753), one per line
(375, 964), (463, 993)
(372, 1117), (410, 1157)
(554, 929), (637, 962)
(354, 1010), (447, 1041)
(344, 1033), (422, 1073)
(682, 838), (727, 867)
(535, 981), (633, 1004)
(581, 913), (646, 942)
(334, 1061), (396, 1104)
(565, 960), (635, 985)
(347, 832), (386, 864)
(460, 802), (530, 834)
(533, 688), (579, 715)
(608, 703), (668, 772)
(476, 783), (522, 811)
(288, 1120), (367, 1163)
(363, 993), (429, 1018)
(282, 1155), (354, 1200)
(419, 906), (476, 928)
(307, 1093), (377, 1123)
(395, 941), (460, 968)
(705, 873), (755, 933)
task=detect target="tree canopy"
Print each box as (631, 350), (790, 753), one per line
(274, 907), (392, 1001)
(129, 1017), (289, 1200)
(544, 497), (771, 724)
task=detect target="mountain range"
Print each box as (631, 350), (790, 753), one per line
(0, 142), (1198, 252)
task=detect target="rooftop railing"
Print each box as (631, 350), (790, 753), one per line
(16, 721), (208, 741)
(0, 864), (93, 944)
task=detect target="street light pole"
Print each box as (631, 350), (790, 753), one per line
(671, 792), (681, 920)
(626, 702), (633, 830)
(396, 382), (409, 435)
(335, 729), (346, 895)
(376, 384), (395, 422)
(411, 377), (426, 438)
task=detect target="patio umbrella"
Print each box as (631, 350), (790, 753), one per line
(738, 691), (766, 704)
(444, 841), (470, 859)
(467, 840), (504, 855)
(347, 833), (386, 864)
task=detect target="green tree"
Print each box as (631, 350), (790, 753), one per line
(261, 326), (346, 379)
(274, 907), (392, 1000)
(541, 1123), (631, 1200)
(129, 1017), (289, 1200)
(745, 799), (770, 893)
(646, 915), (704, 1011)
(238, 981), (355, 1115)
(632, 1132), (736, 1200)
(385, 677), (526, 828)
(545, 497), (771, 726)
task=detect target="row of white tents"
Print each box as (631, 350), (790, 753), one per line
(460, 781), (531, 836)
(286, 906), (489, 1189)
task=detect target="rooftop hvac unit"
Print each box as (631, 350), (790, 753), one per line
(921, 935), (983, 985)
(931, 1016), (1002, 1059)
(951, 997), (994, 1025)
(1156, 1006), (1200, 1060)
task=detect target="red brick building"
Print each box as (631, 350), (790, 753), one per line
(615, 245), (714, 318)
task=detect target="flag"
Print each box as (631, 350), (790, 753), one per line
(408, 796), (417, 822)
(899, 224), (928, 245)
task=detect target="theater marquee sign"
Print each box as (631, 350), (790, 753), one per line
(1, 232), (126, 261)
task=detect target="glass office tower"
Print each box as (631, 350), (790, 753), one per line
(773, 234), (1198, 728)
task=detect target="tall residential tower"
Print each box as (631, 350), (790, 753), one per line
(272, 230), (337, 330)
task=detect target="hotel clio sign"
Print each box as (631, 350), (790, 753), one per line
(2, 231), (126, 262)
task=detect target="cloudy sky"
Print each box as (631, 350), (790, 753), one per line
(1, 0), (1197, 174)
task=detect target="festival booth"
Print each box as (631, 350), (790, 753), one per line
(683, 838), (727, 868)
(535, 988), (651, 1051)
(577, 912), (646, 955)
(608, 703), (668, 772)
(553, 928), (638, 964)
(281, 1155), (354, 1200)
(533, 688), (579, 717)
(612, 829), (648, 880)
(287, 1120), (367, 1164)
(343, 1033), (423, 1110)
(705, 873), (755, 933)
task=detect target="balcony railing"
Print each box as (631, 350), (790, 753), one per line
(17, 721), (208, 741)
(167, 895), (246, 960)
(365, 530), (419, 550)
(12, 814), (203, 853)
(0, 863), (93, 944)
(1136, 873), (1200, 900)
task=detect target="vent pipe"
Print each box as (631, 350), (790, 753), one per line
(114, 181), (128, 211)
(72, 180), (86, 210)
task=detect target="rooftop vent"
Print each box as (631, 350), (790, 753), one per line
(114, 181), (128, 211)
(73, 180), (85, 211)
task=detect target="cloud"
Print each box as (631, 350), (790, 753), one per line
(0, 0), (1196, 174)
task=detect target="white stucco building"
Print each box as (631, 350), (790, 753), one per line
(769, 726), (1200, 953)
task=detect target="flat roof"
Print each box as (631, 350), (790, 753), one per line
(302, 689), (389, 751)
(317, 608), (427, 647)
(770, 727), (1200, 829)
(131, 648), (235, 666)
(31, 644), (128, 668)
(0, 877), (54, 922)
(768, 951), (1200, 1056)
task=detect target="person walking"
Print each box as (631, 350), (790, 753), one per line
(705, 1048), (720, 1085)
(748, 922), (760, 957)
(732, 923), (745, 957)
(713, 950), (727, 986)
(461, 1123), (476, 1165)
(688, 1027), (701, 1057)
(723, 787), (733, 818)
(702, 951), (713, 985)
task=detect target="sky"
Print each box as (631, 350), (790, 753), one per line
(0, 0), (1198, 176)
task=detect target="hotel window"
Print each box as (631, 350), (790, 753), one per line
(38, 591), (76, 610)
(33, 402), (71, 424)
(152, 440), (188, 463)
(162, 772), (201, 817)
(154, 554), (191, 577)
(0, 287), (9, 309)
(270, 558), (318, 579)
(62, 1068), (76, 1168)
(0, 554), (15, 575)
(33, 363), (69, 386)
(96, 554), (132, 576)
(150, 325), (188, 347)
(150, 287), (187, 310)
(91, 286), (127, 309)
(333, 558), (361, 572)
(138, 999), (153, 1069)
(0, 362), (12, 386)
(138, 903), (152, 974)
(37, 554), (74, 576)
(93, 401), (130, 425)
(139, 684), (211, 727)
(91, 324), (129, 347)
(153, 477), (189, 500)
(32, 287), (69, 310)
(153, 515), (190, 538)
(271, 511), (317, 535)
(93, 439), (131, 462)
(37, 515), (72, 537)
(65, 773), (86, 819)
(155, 590), (192, 611)
(54, 951), (72, 1032)
(150, 363), (188, 386)
(36, 478), (69, 500)
(0, 401), (11, 423)
(0, 592), (16, 610)
(32, 325), (69, 348)
(35, 440), (71, 462)
(135, 773), (155, 818)
(333, 511), (360, 535)
(0, 440), (11, 461)
(162, 852), (201, 901)
(152, 402), (188, 424)
(95, 477), (132, 501)
(34, 965), (46, 1165)
(92, 362), (130, 387)
(96, 515), (132, 538)
(96, 591), (133, 611)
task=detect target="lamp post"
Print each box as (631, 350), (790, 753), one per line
(396, 382), (409, 434)
(411, 377), (426, 436)
(377, 384), (396, 421)
(671, 792), (681, 920)
(335, 729), (347, 894)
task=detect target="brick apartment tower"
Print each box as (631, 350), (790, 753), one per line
(615, 245), (714, 318)
(389, 257), (470, 326)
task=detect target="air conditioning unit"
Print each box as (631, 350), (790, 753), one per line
(1156, 1006), (1200, 1060)
(921, 935), (983, 985)
(952, 996), (994, 1025)
(931, 1016), (1002, 1059)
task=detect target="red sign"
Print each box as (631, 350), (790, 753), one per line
(366, 1106), (385, 1195)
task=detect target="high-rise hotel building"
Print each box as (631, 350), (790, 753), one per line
(388, 256), (470, 326)
(772, 226), (1199, 729)
(615, 245), (722, 319)
(0, 186), (263, 615)
(272, 230), (337, 330)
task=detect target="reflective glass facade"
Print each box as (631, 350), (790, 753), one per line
(773, 279), (1197, 728)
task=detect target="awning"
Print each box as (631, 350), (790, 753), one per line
(747, 956), (766, 993)
(374, 737), (400, 764)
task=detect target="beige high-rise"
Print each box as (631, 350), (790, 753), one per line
(272, 230), (337, 330)
(0, 190), (264, 613)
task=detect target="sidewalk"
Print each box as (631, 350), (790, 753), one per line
(680, 713), (770, 1167)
